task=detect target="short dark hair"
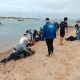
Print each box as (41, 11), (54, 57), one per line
(45, 18), (49, 20)
(75, 24), (79, 27)
(26, 30), (29, 33)
(64, 17), (68, 21)
(24, 34), (27, 36)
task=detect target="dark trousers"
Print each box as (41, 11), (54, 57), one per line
(0, 50), (31, 64)
(46, 38), (54, 56)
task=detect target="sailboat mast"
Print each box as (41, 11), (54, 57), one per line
(19, 8), (20, 18)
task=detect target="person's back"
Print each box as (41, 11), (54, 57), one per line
(19, 36), (28, 44)
(60, 21), (68, 31)
(43, 22), (56, 39)
(42, 18), (56, 56)
(19, 34), (29, 52)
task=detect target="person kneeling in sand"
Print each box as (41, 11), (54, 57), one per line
(0, 34), (35, 64)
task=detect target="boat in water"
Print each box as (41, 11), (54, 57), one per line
(17, 19), (24, 21)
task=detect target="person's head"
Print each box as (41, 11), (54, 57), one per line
(45, 18), (50, 23)
(23, 34), (27, 37)
(75, 24), (79, 27)
(75, 24), (80, 29)
(26, 30), (29, 33)
(64, 17), (68, 22)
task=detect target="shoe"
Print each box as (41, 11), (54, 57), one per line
(46, 55), (50, 57)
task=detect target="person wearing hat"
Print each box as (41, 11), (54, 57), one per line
(42, 18), (56, 56)
(59, 17), (68, 45)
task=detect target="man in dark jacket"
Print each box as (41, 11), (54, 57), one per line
(60, 17), (68, 45)
(42, 18), (56, 56)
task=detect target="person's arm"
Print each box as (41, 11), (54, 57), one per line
(66, 28), (68, 33)
(25, 37), (28, 42)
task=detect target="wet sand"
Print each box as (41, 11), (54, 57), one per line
(0, 27), (80, 80)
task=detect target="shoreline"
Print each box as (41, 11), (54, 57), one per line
(0, 27), (75, 54)
(0, 27), (80, 80)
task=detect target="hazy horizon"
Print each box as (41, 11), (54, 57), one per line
(0, 0), (80, 19)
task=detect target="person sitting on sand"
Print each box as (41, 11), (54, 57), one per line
(77, 27), (80, 40)
(33, 30), (39, 43)
(59, 17), (68, 45)
(26, 30), (33, 41)
(0, 34), (35, 64)
(75, 24), (80, 34)
(39, 27), (43, 41)
(42, 18), (56, 56)
(26, 30), (34, 46)
(29, 30), (33, 41)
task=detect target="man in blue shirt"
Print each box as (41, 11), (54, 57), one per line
(43, 18), (56, 56)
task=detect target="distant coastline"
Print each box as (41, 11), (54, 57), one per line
(0, 17), (39, 20)
(76, 20), (80, 23)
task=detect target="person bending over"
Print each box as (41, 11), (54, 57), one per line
(0, 34), (35, 64)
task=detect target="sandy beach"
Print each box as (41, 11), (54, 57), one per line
(0, 27), (80, 80)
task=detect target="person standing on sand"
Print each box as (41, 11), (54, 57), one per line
(42, 18), (56, 56)
(59, 17), (68, 45)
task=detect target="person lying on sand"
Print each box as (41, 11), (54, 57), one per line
(0, 47), (35, 64)
(0, 34), (35, 64)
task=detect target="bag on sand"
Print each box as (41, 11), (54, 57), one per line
(65, 36), (77, 41)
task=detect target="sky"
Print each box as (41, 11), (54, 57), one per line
(0, 0), (80, 19)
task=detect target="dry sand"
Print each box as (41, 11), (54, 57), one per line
(0, 27), (80, 80)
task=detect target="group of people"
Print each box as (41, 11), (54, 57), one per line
(42, 17), (68, 56)
(1, 17), (79, 64)
(26, 28), (44, 44)
(0, 24), (44, 64)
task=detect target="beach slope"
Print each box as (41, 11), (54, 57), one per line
(0, 28), (80, 80)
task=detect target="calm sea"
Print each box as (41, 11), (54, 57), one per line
(0, 19), (77, 53)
